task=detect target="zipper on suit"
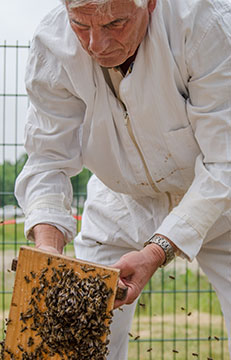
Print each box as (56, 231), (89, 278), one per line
(123, 110), (160, 194)
(101, 66), (173, 210)
(124, 109), (173, 211)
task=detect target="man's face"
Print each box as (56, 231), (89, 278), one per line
(67, 0), (155, 67)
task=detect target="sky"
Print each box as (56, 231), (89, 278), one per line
(0, 0), (60, 42)
(0, 1), (61, 163)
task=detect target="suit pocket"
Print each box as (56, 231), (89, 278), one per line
(163, 125), (201, 187)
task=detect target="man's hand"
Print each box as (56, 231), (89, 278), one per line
(113, 244), (165, 309)
(33, 224), (65, 254)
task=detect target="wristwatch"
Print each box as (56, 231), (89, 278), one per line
(144, 234), (175, 267)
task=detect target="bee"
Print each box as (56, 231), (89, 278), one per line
(101, 274), (111, 279)
(31, 287), (37, 295)
(30, 271), (36, 279)
(58, 263), (66, 268)
(81, 266), (96, 273)
(35, 294), (41, 301)
(17, 345), (24, 352)
(169, 275), (175, 280)
(27, 337), (34, 347)
(5, 318), (12, 325)
(29, 297), (36, 306)
(24, 275), (30, 283)
(41, 267), (48, 274)
(20, 326), (28, 333)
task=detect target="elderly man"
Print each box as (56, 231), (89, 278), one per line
(15, 0), (231, 358)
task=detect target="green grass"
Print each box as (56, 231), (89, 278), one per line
(0, 222), (25, 251)
(128, 317), (229, 359)
(127, 263), (229, 359)
(137, 267), (222, 316)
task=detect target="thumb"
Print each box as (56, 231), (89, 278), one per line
(117, 278), (128, 292)
(114, 278), (128, 309)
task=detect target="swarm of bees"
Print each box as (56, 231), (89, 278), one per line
(1, 263), (223, 360)
(3, 262), (114, 360)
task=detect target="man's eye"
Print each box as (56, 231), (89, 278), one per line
(105, 20), (127, 29)
(71, 20), (89, 30)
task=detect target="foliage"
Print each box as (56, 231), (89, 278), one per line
(0, 154), (28, 207)
(0, 154), (91, 207)
(71, 168), (91, 197)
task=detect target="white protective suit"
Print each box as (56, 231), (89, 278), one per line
(15, 0), (231, 358)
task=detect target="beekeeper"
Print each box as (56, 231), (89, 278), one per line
(15, 0), (231, 358)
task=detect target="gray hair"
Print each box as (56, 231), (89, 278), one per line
(61, 0), (148, 9)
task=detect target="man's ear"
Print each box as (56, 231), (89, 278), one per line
(148, 0), (157, 13)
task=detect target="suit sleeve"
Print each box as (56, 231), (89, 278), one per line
(156, 9), (231, 260)
(15, 43), (86, 242)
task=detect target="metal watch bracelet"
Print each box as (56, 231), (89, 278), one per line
(144, 234), (175, 267)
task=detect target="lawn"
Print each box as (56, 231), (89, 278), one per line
(128, 312), (229, 359)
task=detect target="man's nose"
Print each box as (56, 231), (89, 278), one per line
(88, 28), (109, 54)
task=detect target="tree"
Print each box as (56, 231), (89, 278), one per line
(0, 154), (91, 208)
(0, 154), (28, 207)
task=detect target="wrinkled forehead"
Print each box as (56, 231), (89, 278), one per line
(64, 0), (147, 8)
(67, 0), (140, 18)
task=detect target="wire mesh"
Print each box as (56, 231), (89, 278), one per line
(0, 41), (229, 359)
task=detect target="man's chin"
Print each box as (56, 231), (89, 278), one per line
(95, 59), (124, 68)
(93, 54), (127, 68)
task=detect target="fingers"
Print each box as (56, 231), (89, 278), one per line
(114, 279), (128, 309)
(114, 285), (139, 308)
(112, 249), (159, 308)
(113, 278), (140, 309)
(116, 279), (128, 297)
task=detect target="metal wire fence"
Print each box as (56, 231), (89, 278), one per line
(0, 42), (229, 359)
